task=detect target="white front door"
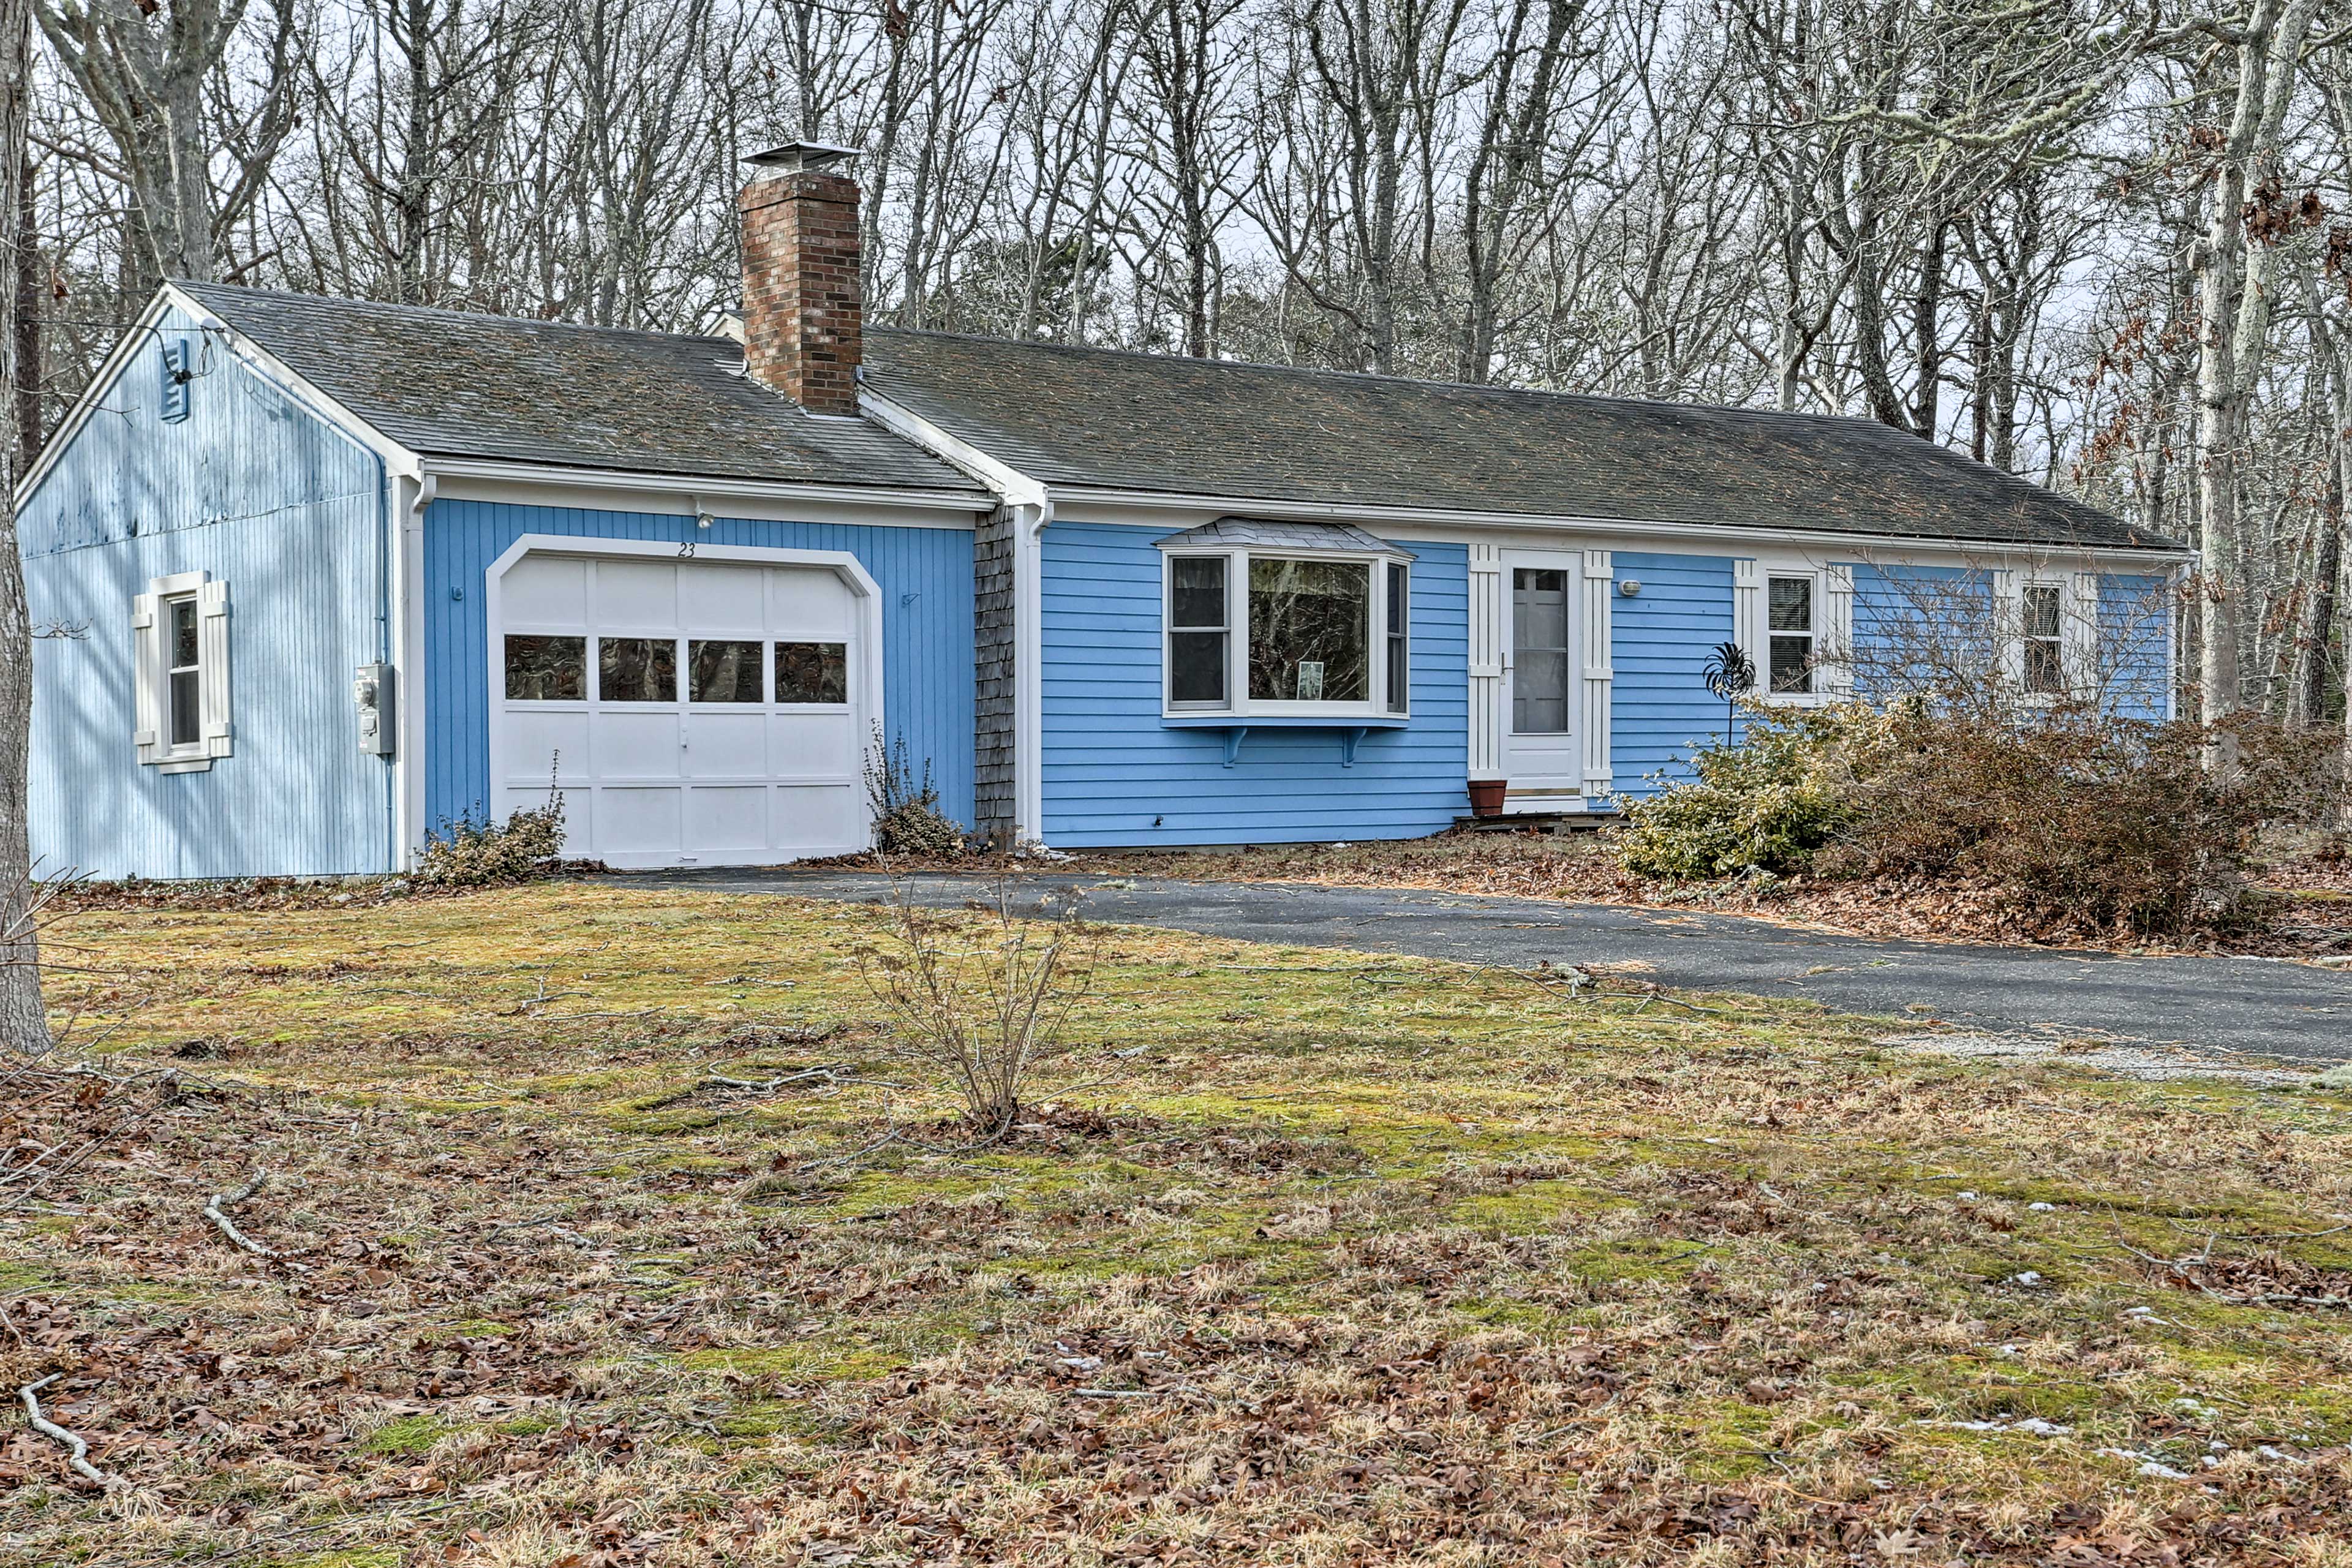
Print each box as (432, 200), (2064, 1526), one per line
(1501, 551), (1584, 812)
(491, 550), (872, 869)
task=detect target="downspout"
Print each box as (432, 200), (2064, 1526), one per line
(1016, 493), (1052, 845)
(391, 471), (436, 869)
(375, 450), (395, 871)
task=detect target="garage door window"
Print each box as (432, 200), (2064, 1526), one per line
(600, 638), (675, 701)
(690, 639), (764, 703)
(775, 641), (848, 705)
(505, 635), (585, 699)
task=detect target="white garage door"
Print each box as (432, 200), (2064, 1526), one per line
(491, 551), (873, 869)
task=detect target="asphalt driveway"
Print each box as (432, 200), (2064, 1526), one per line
(627, 868), (2352, 1068)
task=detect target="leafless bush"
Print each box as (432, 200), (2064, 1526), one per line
(856, 873), (1096, 1136)
(1836, 706), (2273, 936)
(413, 793), (567, 888)
(865, 728), (967, 859)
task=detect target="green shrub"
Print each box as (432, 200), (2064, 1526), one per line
(1616, 703), (1897, 880)
(414, 793), (568, 887)
(865, 728), (966, 858)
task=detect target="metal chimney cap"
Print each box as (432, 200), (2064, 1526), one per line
(745, 141), (860, 174)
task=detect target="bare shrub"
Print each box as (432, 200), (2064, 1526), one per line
(413, 793), (567, 888)
(856, 873), (1095, 1136)
(865, 727), (966, 858)
(1837, 706), (2268, 935)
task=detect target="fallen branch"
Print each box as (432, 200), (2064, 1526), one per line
(20, 1374), (116, 1488)
(205, 1172), (281, 1258)
(705, 1065), (856, 1092)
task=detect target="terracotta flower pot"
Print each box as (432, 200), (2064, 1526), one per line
(1466, 778), (1507, 817)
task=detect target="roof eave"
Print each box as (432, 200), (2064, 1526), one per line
(1030, 483), (2188, 559)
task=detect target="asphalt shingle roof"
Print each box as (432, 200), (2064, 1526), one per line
(861, 329), (2176, 551)
(176, 284), (2174, 551)
(179, 283), (984, 493)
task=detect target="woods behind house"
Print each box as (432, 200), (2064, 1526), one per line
(12, 0), (2352, 731)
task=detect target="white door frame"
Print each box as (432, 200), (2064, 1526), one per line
(1500, 548), (1584, 812)
(1490, 545), (1612, 813)
(482, 534), (886, 853)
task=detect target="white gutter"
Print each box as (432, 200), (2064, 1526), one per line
(1035, 484), (2192, 563)
(420, 454), (992, 515)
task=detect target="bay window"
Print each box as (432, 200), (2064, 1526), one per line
(1159, 521), (1412, 718)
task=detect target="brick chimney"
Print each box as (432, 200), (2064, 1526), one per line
(739, 142), (863, 415)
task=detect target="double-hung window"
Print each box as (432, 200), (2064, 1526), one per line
(1158, 520), (1412, 718)
(1167, 556), (1230, 707)
(1766, 573), (1816, 694)
(2022, 582), (2065, 695)
(134, 571), (232, 772)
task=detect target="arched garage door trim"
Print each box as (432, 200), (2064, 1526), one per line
(483, 534), (886, 866)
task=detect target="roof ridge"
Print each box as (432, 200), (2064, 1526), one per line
(865, 325), (1923, 439)
(183, 280), (737, 350)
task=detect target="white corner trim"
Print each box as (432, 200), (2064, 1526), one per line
(1014, 498), (1049, 843)
(480, 534), (889, 845)
(394, 473), (430, 867)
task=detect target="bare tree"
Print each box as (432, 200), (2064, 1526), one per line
(0, 0), (47, 1053)
(2183, 0), (2324, 760)
(36, 0), (299, 290)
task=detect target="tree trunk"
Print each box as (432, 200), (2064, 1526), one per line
(0, 0), (48, 1054)
(2191, 0), (2321, 771)
(12, 140), (36, 472)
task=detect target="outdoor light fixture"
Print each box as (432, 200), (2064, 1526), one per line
(1618, 578), (1642, 597)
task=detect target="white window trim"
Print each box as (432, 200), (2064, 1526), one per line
(132, 569), (232, 773)
(1737, 557), (1850, 706)
(1996, 568), (2099, 702)
(1156, 542), (1412, 720)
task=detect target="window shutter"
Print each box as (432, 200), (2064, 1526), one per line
(2068, 571), (2100, 699)
(1579, 549), (1613, 799)
(1991, 568), (2021, 690)
(198, 579), (234, 758)
(1732, 559), (1762, 677)
(131, 592), (162, 762)
(1823, 564), (1855, 695)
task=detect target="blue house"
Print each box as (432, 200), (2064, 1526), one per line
(20, 145), (2187, 878)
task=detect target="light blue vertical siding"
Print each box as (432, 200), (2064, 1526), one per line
(2099, 572), (2174, 719)
(422, 500), (976, 833)
(23, 304), (393, 879)
(1608, 551), (1735, 797)
(1039, 522), (1468, 845)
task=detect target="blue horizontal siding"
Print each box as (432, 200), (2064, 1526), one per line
(423, 500), (976, 834)
(24, 303), (393, 878)
(2100, 573), (2174, 720)
(1040, 522), (1468, 845)
(1610, 551), (1734, 797)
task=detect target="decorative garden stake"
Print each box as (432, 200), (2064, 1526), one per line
(1702, 641), (1755, 746)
